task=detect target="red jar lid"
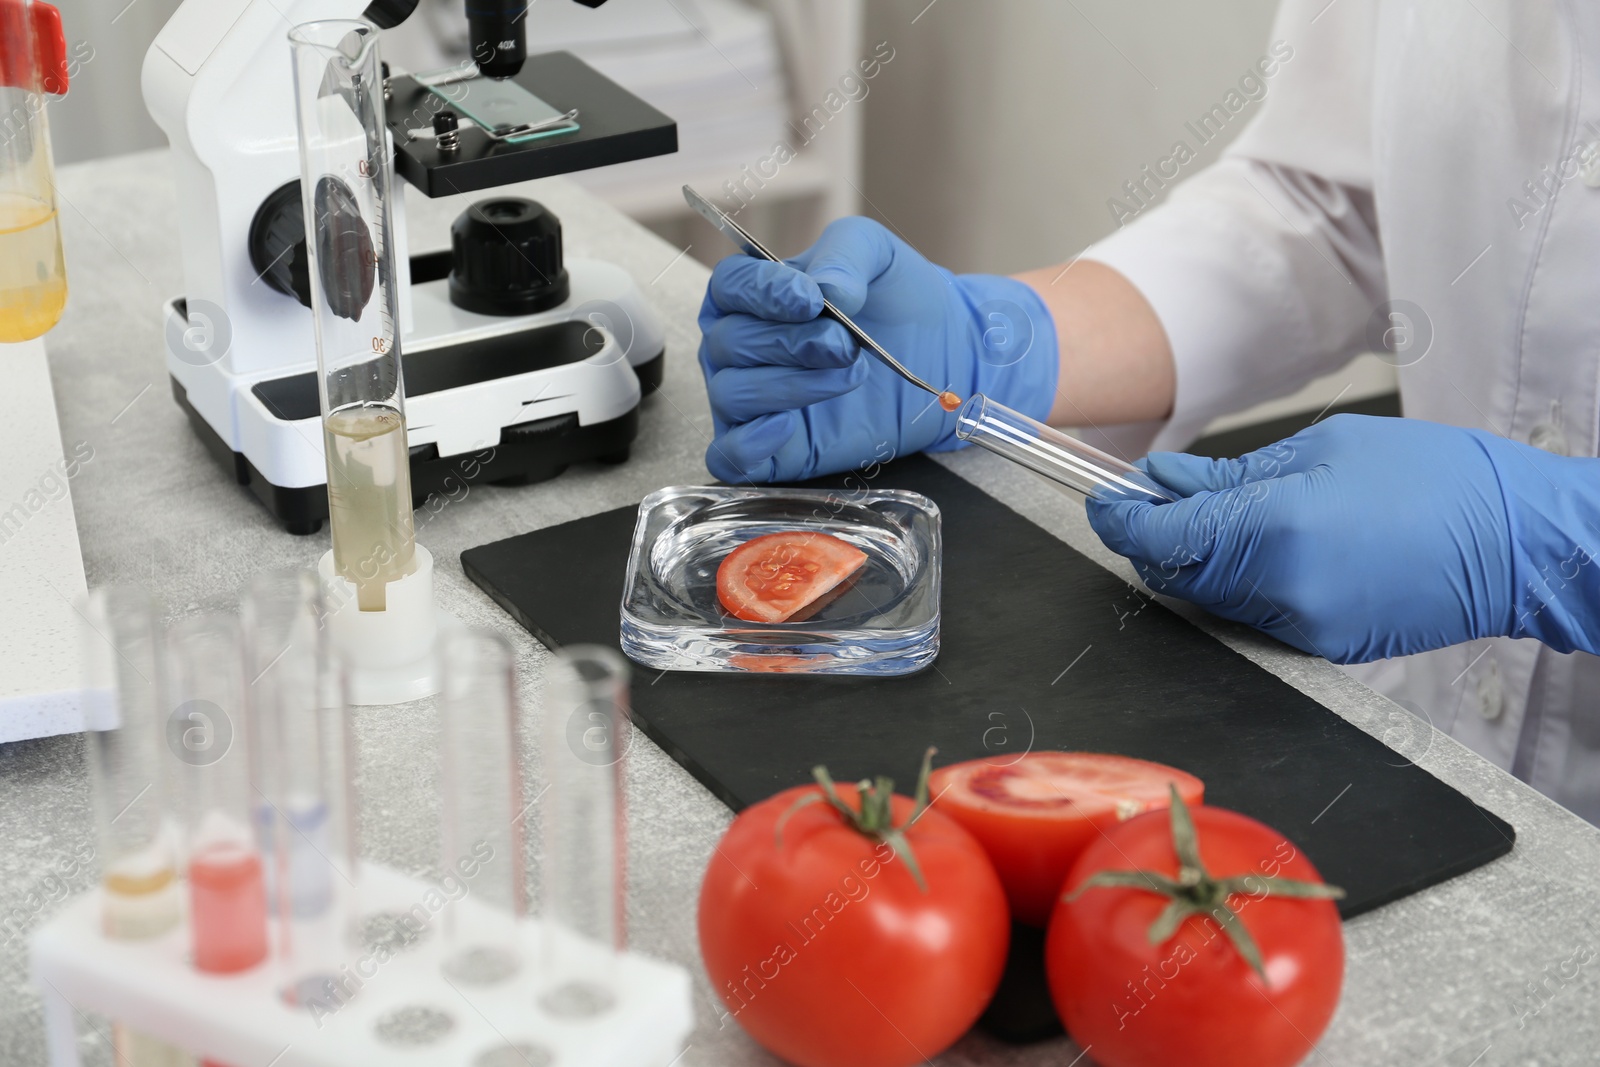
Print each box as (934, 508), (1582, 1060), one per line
(0, 0), (69, 95)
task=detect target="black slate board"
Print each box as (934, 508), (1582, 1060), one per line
(462, 456), (1515, 1037)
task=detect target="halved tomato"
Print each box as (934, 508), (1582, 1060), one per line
(928, 752), (1204, 926)
(716, 531), (868, 624)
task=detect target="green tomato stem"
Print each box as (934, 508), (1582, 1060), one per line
(776, 747), (940, 894)
(1065, 785), (1345, 982)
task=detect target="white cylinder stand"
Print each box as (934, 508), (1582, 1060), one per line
(317, 544), (442, 706)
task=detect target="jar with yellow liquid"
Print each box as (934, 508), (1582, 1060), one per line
(0, 0), (70, 342)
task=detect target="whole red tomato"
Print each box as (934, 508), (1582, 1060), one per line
(699, 757), (1010, 1067)
(1046, 792), (1344, 1067)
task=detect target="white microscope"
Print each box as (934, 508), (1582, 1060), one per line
(142, 0), (676, 536)
(142, 0), (675, 702)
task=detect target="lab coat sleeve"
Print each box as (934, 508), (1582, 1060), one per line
(1079, 0), (1388, 454)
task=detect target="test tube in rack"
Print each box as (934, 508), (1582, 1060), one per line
(539, 645), (631, 1016)
(81, 587), (194, 1067)
(438, 628), (525, 985)
(167, 614), (267, 977)
(241, 569), (357, 1007)
(37, 598), (696, 1067)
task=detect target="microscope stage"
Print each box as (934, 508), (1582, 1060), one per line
(388, 51), (678, 198)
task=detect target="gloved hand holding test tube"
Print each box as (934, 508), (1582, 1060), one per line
(684, 187), (1169, 502)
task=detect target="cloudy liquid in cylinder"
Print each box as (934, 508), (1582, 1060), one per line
(324, 405), (416, 612)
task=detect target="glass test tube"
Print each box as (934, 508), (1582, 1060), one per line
(438, 628), (524, 985)
(241, 570), (356, 1005)
(82, 587), (179, 936)
(539, 645), (630, 1016)
(290, 20), (416, 613)
(954, 393), (1175, 504)
(81, 588), (194, 1067)
(167, 614), (267, 976)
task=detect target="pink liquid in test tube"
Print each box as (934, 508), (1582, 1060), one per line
(168, 611), (266, 1067)
(190, 843), (267, 974)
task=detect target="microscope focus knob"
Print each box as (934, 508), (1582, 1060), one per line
(248, 180), (312, 310)
(448, 198), (570, 316)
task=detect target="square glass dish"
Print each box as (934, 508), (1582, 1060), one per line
(620, 486), (941, 676)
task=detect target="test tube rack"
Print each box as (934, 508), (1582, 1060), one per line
(30, 863), (693, 1067)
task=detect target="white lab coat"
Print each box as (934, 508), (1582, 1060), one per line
(1081, 0), (1600, 822)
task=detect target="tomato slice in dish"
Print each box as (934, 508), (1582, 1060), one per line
(928, 752), (1204, 927)
(727, 653), (831, 673)
(716, 531), (868, 624)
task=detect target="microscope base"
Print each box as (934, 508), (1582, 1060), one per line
(171, 353), (657, 535)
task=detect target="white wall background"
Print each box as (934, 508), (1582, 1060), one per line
(45, 0), (184, 165)
(857, 0), (1396, 429)
(862, 0), (1284, 273)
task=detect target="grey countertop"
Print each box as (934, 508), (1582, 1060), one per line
(4, 150), (1600, 1066)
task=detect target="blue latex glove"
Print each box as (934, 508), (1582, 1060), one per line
(1086, 414), (1600, 663)
(696, 217), (1060, 482)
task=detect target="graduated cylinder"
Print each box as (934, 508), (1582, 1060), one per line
(289, 19), (415, 613)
